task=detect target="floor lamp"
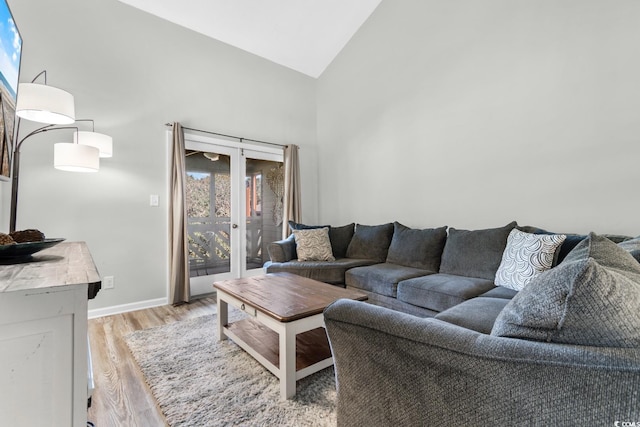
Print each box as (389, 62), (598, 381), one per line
(9, 71), (112, 232)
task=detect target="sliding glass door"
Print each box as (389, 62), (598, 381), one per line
(184, 134), (284, 295)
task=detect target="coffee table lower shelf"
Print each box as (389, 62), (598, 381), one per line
(225, 318), (333, 375)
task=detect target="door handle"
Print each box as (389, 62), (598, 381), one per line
(232, 224), (238, 229)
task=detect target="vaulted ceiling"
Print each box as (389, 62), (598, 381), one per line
(117, 0), (382, 78)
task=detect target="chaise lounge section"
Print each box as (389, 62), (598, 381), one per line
(323, 233), (640, 424)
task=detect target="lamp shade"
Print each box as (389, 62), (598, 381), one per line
(16, 83), (76, 125)
(74, 131), (113, 158)
(54, 143), (99, 172)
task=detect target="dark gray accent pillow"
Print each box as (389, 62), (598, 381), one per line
(329, 223), (355, 258)
(288, 221), (330, 231)
(386, 222), (447, 271)
(439, 221), (517, 280)
(346, 223), (394, 262)
(491, 233), (640, 347)
(518, 225), (586, 264)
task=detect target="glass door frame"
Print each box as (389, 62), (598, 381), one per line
(184, 132), (283, 296)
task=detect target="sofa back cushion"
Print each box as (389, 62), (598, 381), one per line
(386, 222), (447, 271)
(439, 221), (517, 280)
(346, 223), (394, 262)
(328, 223), (355, 258)
(491, 233), (640, 347)
(618, 236), (640, 263)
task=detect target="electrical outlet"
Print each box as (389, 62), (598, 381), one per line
(150, 194), (159, 207)
(103, 276), (114, 289)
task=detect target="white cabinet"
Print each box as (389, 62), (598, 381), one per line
(0, 242), (99, 427)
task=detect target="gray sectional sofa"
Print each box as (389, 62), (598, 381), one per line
(265, 221), (640, 424)
(265, 220), (596, 323)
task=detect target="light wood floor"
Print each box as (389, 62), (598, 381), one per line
(87, 296), (218, 427)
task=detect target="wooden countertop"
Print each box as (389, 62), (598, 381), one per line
(0, 241), (101, 293)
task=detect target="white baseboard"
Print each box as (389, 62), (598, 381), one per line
(88, 297), (168, 319)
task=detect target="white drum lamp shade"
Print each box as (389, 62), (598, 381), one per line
(16, 83), (76, 125)
(74, 131), (113, 158)
(54, 143), (99, 172)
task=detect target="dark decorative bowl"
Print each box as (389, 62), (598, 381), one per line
(0, 238), (66, 259)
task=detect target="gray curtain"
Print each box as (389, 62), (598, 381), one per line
(169, 122), (190, 304)
(282, 144), (302, 239)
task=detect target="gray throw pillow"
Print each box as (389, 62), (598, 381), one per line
(491, 233), (640, 347)
(345, 223), (394, 262)
(385, 222), (447, 271)
(328, 223), (355, 258)
(439, 221), (517, 280)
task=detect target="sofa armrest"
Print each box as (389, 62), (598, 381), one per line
(324, 299), (640, 426)
(267, 234), (296, 262)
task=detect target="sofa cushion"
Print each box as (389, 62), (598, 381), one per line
(346, 223), (394, 263)
(495, 229), (566, 291)
(436, 297), (511, 334)
(491, 233), (640, 347)
(397, 273), (496, 313)
(264, 258), (378, 285)
(619, 236), (640, 263)
(288, 221), (329, 230)
(439, 221), (517, 280)
(345, 263), (432, 298)
(479, 286), (518, 299)
(292, 227), (335, 262)
(329, 223), (355, 258)
(386, 222), (447, 271)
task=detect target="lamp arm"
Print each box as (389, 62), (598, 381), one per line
(16, 125), (80, 151)
(30, 70), (47, 84)
(10, 123), (80, 232)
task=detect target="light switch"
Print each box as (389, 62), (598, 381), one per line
(150, 194), (159, 207)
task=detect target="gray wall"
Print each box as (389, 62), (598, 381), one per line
(317, 0), (640, 235)
(3, 0), (318, 311)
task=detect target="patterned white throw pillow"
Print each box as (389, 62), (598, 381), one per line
(293, 227), (335, 262)
(495, 229), (566, 291)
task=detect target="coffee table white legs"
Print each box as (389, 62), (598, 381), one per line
(217, 293), (228, 341)
(280, 323), (297, 399)
(215, 290), (331, 400)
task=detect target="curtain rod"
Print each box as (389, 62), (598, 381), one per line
(165, 123), (286, 149)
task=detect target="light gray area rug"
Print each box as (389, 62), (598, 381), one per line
(124, 311), (336, 427)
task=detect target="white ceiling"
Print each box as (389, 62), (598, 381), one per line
(117, 0), (382, 78)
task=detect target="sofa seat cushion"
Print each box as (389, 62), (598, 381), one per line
(492, 233), (640, 347)
(397, 273), (496, 313)
(435, 297), (511, 334)
(479, 286), (518, 300)
(439, 221), (517, 280)
(345, 263), (433, 297)
(264, 258), (377, 285)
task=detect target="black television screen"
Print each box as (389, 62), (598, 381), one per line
(0, 0), (21, 181)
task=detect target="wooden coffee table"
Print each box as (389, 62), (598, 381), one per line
(214, 272), (367, 400)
